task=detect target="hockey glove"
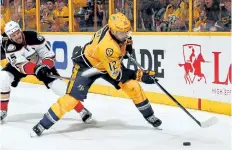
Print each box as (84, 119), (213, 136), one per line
(136, 69), (156, 84)
(34, 64), (52, 82)
(123, 37), (133, 59)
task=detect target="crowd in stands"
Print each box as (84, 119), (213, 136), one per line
(0, 0), (231, 32)
(136, 0), (231, 31)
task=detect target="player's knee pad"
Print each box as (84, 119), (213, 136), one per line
(0, 71), (12, 111)
(0, 71), (14, 92)
(119, 80), (147, 104)
(51, 94), (80, 118)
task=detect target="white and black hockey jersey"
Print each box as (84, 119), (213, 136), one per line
(1, 31), (55, 74)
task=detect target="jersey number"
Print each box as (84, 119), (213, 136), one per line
(8, 54), (17, 65)
(109, 61), (117, 71)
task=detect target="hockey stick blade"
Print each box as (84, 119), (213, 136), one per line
(199, 116), (219, 128)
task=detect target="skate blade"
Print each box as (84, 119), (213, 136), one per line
(29, 130), (41, 138)
(154, 127), (163, 131)
(0, 120), (5, 124)
(30, 132), (38, 138)
(84, 118), (95, 124)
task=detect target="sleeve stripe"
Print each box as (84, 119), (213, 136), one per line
(42, 58), (55, 68)
(45, 44), (50, 51)
(116, 71), (122, 81)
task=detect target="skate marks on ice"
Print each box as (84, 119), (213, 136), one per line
(1, 113), (231, 149)
(4, 113), (44, 123)
(2, 113), (157, 139)
(40, 119), (155, 138)
(2, 113), (80, 123)
(37, 118), (230, 149)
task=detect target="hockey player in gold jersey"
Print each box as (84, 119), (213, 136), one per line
(31, 12), (162, 136)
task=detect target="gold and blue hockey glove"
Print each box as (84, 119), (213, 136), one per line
(136, 69), (156, 84)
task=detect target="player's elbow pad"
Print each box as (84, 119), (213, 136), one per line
(20, 62), (36, 74)
(116, 68), (136, 83)
(42, 57), (55, 69)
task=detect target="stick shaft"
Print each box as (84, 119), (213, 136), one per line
(48, 74), (75, 81)
(127, 54), (201, 127)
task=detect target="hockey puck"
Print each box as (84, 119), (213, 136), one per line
(183, 142), (191, 146)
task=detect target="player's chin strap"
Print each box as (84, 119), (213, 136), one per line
(126, 54), (218, 128)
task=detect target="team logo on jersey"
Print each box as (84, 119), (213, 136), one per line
(106, 48), (114, 57)
(7, 44), (16, 51)
(77, 84), (85, 91)
(37, 34), (44, 41)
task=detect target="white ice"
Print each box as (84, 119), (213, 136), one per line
(0, 82), (231, 150)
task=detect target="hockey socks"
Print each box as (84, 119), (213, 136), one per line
(74, 102), (92, 123)
(135, 99), (162, 127)
(74, 101), (84, 112)
(39, 108), (60, 130)
(0, 91), (10, 121)
(135, 99), (154, 118)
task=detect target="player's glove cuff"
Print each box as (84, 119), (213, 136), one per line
(34, 64), (51, 82)
(136, 69), (156, 84)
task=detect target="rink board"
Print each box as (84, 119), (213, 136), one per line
(1, 35), (231, 115)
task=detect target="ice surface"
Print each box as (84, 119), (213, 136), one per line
(0, 83), (231, 150)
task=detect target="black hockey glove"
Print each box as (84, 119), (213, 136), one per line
(34, 64), (52, 82)
(135, 69), (157, 84)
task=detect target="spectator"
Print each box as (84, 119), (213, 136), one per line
(96, 0), (107, 28)
(50, 23), (61, 31)
(53, 0), (69, 31)
(115, 0), (133, 21)
(73, 0), (108, 32)
(46, 0), (56, 12)
(162, 0), (188, 31)
(0, 18), (6, 33)
(1, 0), (22, 28)
(194, 0), (231, 31)
(1, 1), (11, 23)
(40, 5), (55, 31)
(138, 0), (165, 31)
(25, 0), (36, 31)
(73, 0), (88, 12)
(72, 0), (89, 31)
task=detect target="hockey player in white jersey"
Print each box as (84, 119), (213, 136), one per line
(0, 21), (92, 123)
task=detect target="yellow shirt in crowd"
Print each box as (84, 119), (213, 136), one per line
(164, 1), (200, 22)
(53, 6), (69, 29)
(0, 18), (6, 33)
(73, 0), (87, 8)
(25, 7), (36, 30)
(1, 8), (11, 24)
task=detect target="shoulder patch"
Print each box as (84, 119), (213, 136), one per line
(37, 34), (44, 41)
(106, 48), (114, 57)
(7, 44), (16, 52)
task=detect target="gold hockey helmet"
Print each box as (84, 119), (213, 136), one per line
(108, 12), (131, 32)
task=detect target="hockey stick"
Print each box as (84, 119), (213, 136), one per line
(127, 54), (218, 128)
(48, 74), (75, 81)
(48, 67), (103, 81)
